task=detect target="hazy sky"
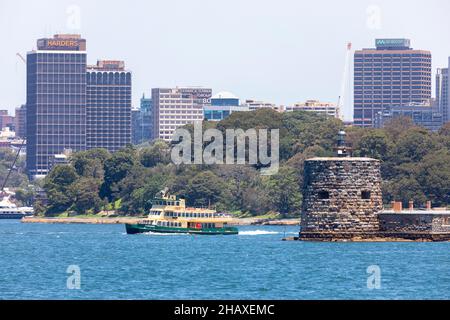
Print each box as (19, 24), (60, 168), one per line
(1, 0), (450, 119)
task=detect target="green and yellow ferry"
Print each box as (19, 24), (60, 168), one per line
(125, 191), (238, 235)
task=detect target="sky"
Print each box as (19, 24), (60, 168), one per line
(1, 0), (450, 120)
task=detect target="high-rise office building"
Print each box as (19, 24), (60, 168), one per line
(152, 87), (211, 141)
(26, 34), (87, 178)
(436, 60), (449, 124)
(86, 60), (132, 152)
(353, 39), (432, 127)
(14, 105), (27, 138)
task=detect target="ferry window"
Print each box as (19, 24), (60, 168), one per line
(361, 191), (371, 200)
(318, 191), (330, 199)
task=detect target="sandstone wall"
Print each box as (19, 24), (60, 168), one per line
(300, 158), (383, 235)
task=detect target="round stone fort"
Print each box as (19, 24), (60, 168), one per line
(299, 157), (383, 240)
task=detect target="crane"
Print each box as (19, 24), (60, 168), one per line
(16, 53), (26, 64)
(336, 42), (352, 122)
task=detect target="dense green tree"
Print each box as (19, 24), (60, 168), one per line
(100, 149), (137, 201)
(140, 140), (171, 168)
(353, 129), (392, 160)
(185, 171), (226, 208)
(14, 188), (35, 206)
(392, 127), (438, 164)
(0, 148), (28, 188)
(43, 165), (78, 214)
(416, 150), (450, 206)
(70, 178), (103, 214)
(264, 166), (302, 216)
(383, 177), (427, 207)
(71, 148), (110, 179)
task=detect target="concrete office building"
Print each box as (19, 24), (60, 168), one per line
(152, 87), (211, 141)
(86, 60), (132, 152)
(436, 61), (449, 123)
(354, 39), (432, 127)
(14, 105), (27, 138)
(26, 34), (87, 178)
(286, 100), (338, 117)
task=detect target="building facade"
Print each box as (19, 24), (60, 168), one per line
(204, 91), (248, 121)
(374, 102), (443, 132)
(131, 94), (153, 144)
(353, 39), (432, 127)
(436, 64), (449, 124)
(286, 100), (338, 117)
(86, 60), (132, 152)
(0, 110), (14, 130)
(152, 87), (211, 141)
(14, 105), (27, 138)
(26, 34), (87, 178)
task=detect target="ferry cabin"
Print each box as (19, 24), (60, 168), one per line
(140, 196), (232, 230)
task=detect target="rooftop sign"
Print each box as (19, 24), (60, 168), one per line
(37, 37), (86, 51)
(375, 39), (410, 49)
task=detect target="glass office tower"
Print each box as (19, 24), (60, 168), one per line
(26, 34), (87, 178)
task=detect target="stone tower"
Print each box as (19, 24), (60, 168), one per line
(299, 133), (383, 241)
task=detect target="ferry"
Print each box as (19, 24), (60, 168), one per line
(125, 191), (238, 235)
(0, 197), (34, 219)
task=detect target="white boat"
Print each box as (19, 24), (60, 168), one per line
(0, 197), (34, 219)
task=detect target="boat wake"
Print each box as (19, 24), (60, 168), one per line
(238, 230), (281, 236)
(143, 232), (190, 236)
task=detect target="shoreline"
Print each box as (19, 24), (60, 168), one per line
(20, 216), (300, 226)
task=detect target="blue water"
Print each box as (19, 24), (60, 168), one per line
(0, 220), (449, 300)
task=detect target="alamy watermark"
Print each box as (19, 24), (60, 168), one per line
(67, 265), (81, 290)
(366, 265), (381, 289)
(366, 5), (382, 30)
(171, 122), (279, 175)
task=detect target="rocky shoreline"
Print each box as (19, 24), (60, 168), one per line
(21, 216), (300, 226)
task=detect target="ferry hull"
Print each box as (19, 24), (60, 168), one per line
(125, 223), (238, 235)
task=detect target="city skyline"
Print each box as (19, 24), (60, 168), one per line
(1, 0), (450, 119)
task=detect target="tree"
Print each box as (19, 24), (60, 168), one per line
(383, 116), (415, 143)
(263, 166), (302, 216)
(100, 149), (136, 201)
(185, 171), (226, 207)
(70, 178), (103, 214)
(43, 165), (78, 214)
(14, 188), (35, 207)
(416, 150), (450, 206)
(140, 140), (171, 168)
(392, 127), (437, 163)
(354, 129), (392, 160)
(383, 177), (427, 207)
(71, 148), (110, 179)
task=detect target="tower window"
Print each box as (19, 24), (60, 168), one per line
(318, 191), (330, 199)
(361, 191), (371, 200)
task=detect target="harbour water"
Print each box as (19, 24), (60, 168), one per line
(0, 219), (449, 300)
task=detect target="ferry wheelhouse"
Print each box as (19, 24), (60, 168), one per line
(125, 193), (238, 235)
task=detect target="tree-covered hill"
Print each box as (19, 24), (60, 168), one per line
(37, 109), (450, 217)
